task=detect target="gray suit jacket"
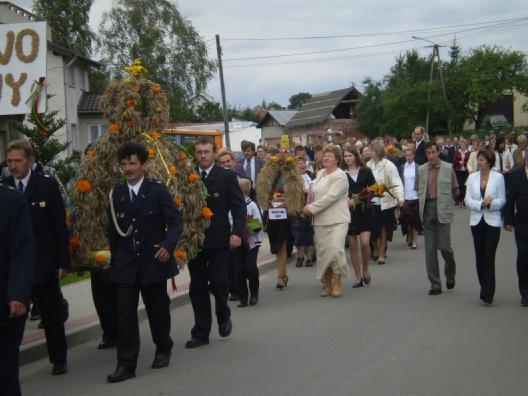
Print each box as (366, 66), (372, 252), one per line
(238, 156), (264, 183)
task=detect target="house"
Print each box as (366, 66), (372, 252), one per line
(286, 87), (361, 145)
(191, 93), (217, 111)
(257, 110), (297, 146)
(0, 2), (102, 160)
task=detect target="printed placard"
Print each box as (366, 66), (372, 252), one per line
(268, 208), (287, 220)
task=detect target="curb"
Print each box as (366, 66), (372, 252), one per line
(20, 257), (278, 366)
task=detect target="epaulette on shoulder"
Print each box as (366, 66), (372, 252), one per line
(43, 174), (50, 178)
(0, 184), (17, 192)
(148, 179), (162, 184)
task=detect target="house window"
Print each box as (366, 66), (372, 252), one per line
(89, 125), (99, 143)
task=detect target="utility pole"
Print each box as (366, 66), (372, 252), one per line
(412, 36), (451, 136)
(216, 34), (231, 148)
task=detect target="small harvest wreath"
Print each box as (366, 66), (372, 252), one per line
(256, 135), (305, 216)
(351, 183), (396, 211)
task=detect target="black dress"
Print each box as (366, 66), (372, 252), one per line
(346, 168), (376, 236)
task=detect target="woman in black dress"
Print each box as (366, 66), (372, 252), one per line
(343, 144), (376, 287)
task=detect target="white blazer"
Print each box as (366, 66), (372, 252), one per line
(464, 170), (506, 227)
(307, 168), (350, 226)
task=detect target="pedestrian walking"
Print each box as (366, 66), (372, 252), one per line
(465, 149), (506, 306)
(399, 148), (422, 249)
(0, 184), (35, 396)
(417, 142), (460, 295)
(106, 143), (183, 382)
(453, 138), (470, 205)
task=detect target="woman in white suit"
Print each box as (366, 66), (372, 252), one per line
(465, 149), (506, 306)
(304, 144), (350, 298)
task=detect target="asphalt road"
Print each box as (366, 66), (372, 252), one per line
(20, 208), (528, 396)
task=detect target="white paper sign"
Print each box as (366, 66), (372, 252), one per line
(0, 22), (47, 115)
(268, 208), (287, 220)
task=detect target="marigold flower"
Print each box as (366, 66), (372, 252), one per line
(169, 166), (177, 175)
(286, 156), (294, 163)
(109, 123), (121, 134)
(201, 207), (214, 219)
(69, 236), (80, 248)
(126, 120), (135, 127)
(187, 173), (199, 183)
(148, 148), (155, 158)
(179, 152), (186, 161)
(76, 179), (92, 193)
(271, 156), (278, 162)
(151, 131), (160, 140)
(127, 99), (135, 108)
(95, 254), (105, 263)
(174, 198), (183, 206)
(152, 86), (161, 94)
(174, 250), (187, 260)
(85, 150), (96, 158)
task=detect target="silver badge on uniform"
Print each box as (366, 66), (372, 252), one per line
(213, 192), (220, 198)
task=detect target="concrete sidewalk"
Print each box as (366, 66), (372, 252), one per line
(20, 238), (278, 365)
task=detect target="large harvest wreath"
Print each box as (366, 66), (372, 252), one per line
(69, 60), (210, 270)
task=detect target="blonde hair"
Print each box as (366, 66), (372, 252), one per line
(6, 139), (33, 159)
(217, 148), (235, 161)
(322, 144), (343, 164)
(238, 178), (252, 196)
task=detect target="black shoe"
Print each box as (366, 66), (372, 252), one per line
(428, 288), (442, 296)
(249, 295), (258, 306)
(237, 301), (248, 308)
(482, 297), (493, 306)
(52, 362), (68, 375)
(98, 339), (116, 350)
(363, 274), (371, 285)
(446, 280), (455, 290)
(106, 366), (135, 383)
(219, 319), (232, 338)
(305, 260), (313, 267)
(522, 297), (528, 307)
(352, 279), (364, 288)
(185, 337), (209, 349)
(151, 351), (171, 369)
(295, 257), (304, 267)
(229, 294), (239, 302)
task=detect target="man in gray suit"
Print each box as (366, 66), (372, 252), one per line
(238, 141), (264, 186)
(417, 142), (460, 295)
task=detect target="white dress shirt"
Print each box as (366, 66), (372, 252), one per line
(14, 169), (31, 193)
(244, 157), (256, 183)
(127, 176), (144, 201)
(403, 162), (418, 200)
(199, 164), (215, 178)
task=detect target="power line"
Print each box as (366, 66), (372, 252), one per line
(222, 20), (527, 62)
(221, 16), (528, 41)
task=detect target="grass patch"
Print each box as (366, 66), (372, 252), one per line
(60, 271), (90, 287)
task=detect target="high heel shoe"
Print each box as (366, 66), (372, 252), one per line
(276, 275), (288, 290)
(363, 274), (371, 285)
(352, 279), (364, 288)
(283, 275), (289, 287)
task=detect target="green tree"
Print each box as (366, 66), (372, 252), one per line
(355, 77), (384, 136)
(194, 102), (223, 122)
(97, 0), (216, 122)
(33, 0), (94, 56)
(288, 92), (312, 110)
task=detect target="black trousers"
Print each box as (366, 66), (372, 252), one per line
(32, 279), (67, 364)
(455, 170), (469, 203)
(471, 218), (501, 301)
(0, 318), (25, 396)
(236, 246), (260, 303)
(90, 271), (117, 342)
(227, 249), (238, 297)
(115, 282), (172, 370)
(188, 248), (231, 340)
(515, 232), (528, 299)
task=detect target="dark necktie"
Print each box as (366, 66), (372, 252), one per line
(18, 180), (24, 193)
(201, 170), (207, 182)
(131, 190), (138, 208)
(245, 160), (252, 181)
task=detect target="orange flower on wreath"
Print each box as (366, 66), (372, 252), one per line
(174, 198), (183, 206)
(148, 148), (155, 158)
(152, 86), (161, 94)
(95, 254), (106, 264)
(174, 250), (187, 260)
(109, 123), (121, 134)
(127, 99), (135, 108)
(178, 152), (186, 161)
(169, 166), (177, 175)
(187, 173), (199, 183)
(126, 120), (135, 127)
(151, 131), (160, 140)
(85, 150), (96, 158)
(76, 179), (92, 193)
(69, 236), (80, 249)
(201, 207), (214, 219)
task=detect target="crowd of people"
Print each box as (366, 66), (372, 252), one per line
(1, 126), (528, 394)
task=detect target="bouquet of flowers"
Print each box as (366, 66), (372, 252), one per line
(384, 145), (402, 158)
(351, 183), (395, 211)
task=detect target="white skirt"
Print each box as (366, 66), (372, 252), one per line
(314, 223), (350, 279)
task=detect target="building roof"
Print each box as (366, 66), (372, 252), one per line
(286, 87), (359, 128)
(256, 110), (297, 128)
(48, 42), (101, 68)
(78, 92), (103, 113)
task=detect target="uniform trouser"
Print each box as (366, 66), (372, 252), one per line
(32, 279), (67, 364)
(90, 271), (117, 342)
(188, 248), (231, 340)
(115, 282), (172, 370)
(423, 201), (456, 291)
(515, 232), (528, 299)
(471, 218), (501, 300)
(227, 249), (238, 297)
(236, 246), (260, 303)
(0, 318), (25, 396)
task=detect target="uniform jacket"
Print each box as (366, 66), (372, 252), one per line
(108, 179), (182, 286)
(308, 168), (350, 226)
(202, 165), (246, 249)
(0, 185), (35, 326)
(504, 166), (528, 237)
(2, 172), (69, 285)
(465, 171), (506, 227)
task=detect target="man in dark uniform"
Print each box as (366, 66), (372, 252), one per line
(185, 136), (246, 349)
(0, 184), (35, 396)
(106, 143), (182, 383)
(2, 139), (70, 375)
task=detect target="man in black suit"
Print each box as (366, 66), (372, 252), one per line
(2, 139), (70, 376)
(238, 140), (264, 186)
(504, 149), (528, 307)
(106, 143), (182, 383)
(413, 126), (427, 165)
(0, 184), (35, 396)
(186, 137), (246, 349)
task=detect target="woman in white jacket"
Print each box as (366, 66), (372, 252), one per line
(465, 149), (506, 306)
(304, 144), (350, 298)
(366, 142), (405, 265)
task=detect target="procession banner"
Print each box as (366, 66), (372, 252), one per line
(0, 22), (47, 115)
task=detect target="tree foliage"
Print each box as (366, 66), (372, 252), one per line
(33, 0), (94, 56)
(97, 0), (216, 122)
(288, 92), (312, 110)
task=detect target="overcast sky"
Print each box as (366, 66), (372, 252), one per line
(12, 0), (528, 108)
